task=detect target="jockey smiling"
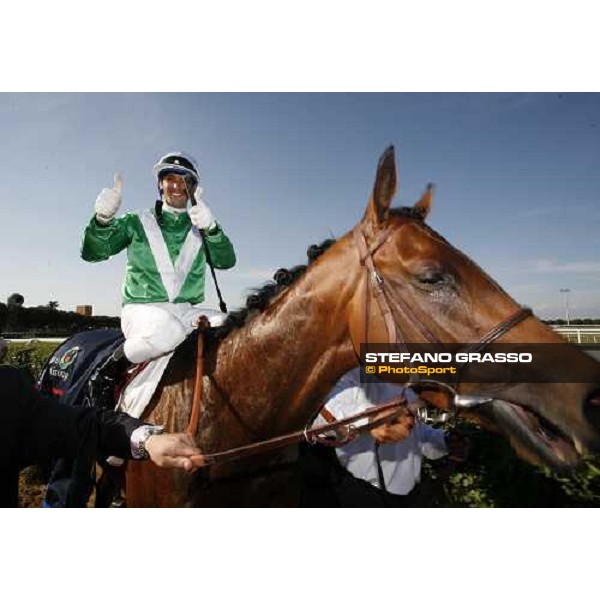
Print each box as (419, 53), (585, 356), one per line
(81, 151), (236, 405)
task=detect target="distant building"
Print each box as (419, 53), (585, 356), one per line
(76, 305), (93, 316)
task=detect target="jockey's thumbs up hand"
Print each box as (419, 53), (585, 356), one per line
(189, 187), (216, 231)
(113, 172), (123, 193)
(95, 172), (123, 225)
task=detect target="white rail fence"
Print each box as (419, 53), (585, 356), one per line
(551, 327), (600, 344)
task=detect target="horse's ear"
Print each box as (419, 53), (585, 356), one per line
(364, 146), (397, 229)
(414, 183), (434, 220)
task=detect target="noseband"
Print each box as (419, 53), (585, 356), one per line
(352, 222), (532, 413)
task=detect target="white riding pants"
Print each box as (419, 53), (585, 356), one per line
(121, 302), (226, 364)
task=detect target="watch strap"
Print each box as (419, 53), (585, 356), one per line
(130, 424), (165, 460)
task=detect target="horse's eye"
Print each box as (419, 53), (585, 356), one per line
(415, 270), (451, 288)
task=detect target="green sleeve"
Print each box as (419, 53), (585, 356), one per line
(204, 222), (236, 270)
(80, 214), (133, 262)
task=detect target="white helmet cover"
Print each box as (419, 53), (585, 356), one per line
(153, 152), (200, 184)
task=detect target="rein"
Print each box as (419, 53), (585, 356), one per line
(186, 332), (204, 438)
(188, 395), (410, 468)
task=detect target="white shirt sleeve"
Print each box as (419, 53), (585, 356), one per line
(418, 423), (448, 460)
(317, 370), (447, 495)
(321, 368), (374, 423)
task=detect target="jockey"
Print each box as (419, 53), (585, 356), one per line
(81, 151), (236, 405)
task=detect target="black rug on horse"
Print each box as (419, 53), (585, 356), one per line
(38, 329), (124, 507)
(38, 329), (124, 407)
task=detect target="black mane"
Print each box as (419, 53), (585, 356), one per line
(390, 206), (453, 247)
(390, 205), (426, 221)
(209, 238), (337, 341)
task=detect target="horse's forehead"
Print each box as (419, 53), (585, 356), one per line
(383, 218), (466, 267)
(390, 217), (439, 249)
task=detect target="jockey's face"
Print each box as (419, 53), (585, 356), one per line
(160, 173), (189, 209)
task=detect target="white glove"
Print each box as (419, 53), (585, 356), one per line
(95, 173), (123, 224)
(189, 189), (215, 230)
(193, 185), (204, 206)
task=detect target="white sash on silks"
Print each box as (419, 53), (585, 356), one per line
(138, 210), (202, 302)
(116, 212), (202, 419)
(116, 354), (173, 418)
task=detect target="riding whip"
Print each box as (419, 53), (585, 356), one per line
(186, 179), (228, 313)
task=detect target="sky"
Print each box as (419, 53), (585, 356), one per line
(0, 92), (599, 319)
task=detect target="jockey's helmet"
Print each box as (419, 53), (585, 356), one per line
(153, 152), (200, 186)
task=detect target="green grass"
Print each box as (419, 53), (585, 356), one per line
(2, 340), (62, 379)
(422, 420), (600, 507)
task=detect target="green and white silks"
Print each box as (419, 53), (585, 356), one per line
(81, 208), (236, 306)
(81, 207), (236, 363)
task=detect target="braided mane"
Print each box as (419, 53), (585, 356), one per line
(210, 238), (337, 341)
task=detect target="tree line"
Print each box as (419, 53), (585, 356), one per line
(1, 292), (599, 337)
(0, 294), (119, 336)
(543, 319), (600, 325)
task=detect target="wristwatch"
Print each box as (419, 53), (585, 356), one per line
(130, 425), (165, 460)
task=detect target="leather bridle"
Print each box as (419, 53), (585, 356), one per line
(352, 221), (533, 399)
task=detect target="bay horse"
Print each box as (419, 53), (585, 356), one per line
(125, 146), (600, 507)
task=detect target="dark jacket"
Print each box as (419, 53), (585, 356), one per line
(0, 366), (143, 507)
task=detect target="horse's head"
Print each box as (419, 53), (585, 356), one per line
(345, 146), (600, 471)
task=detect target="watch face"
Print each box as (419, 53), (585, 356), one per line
(131, 425), (164, 460)
(144, 425), (165, 436)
